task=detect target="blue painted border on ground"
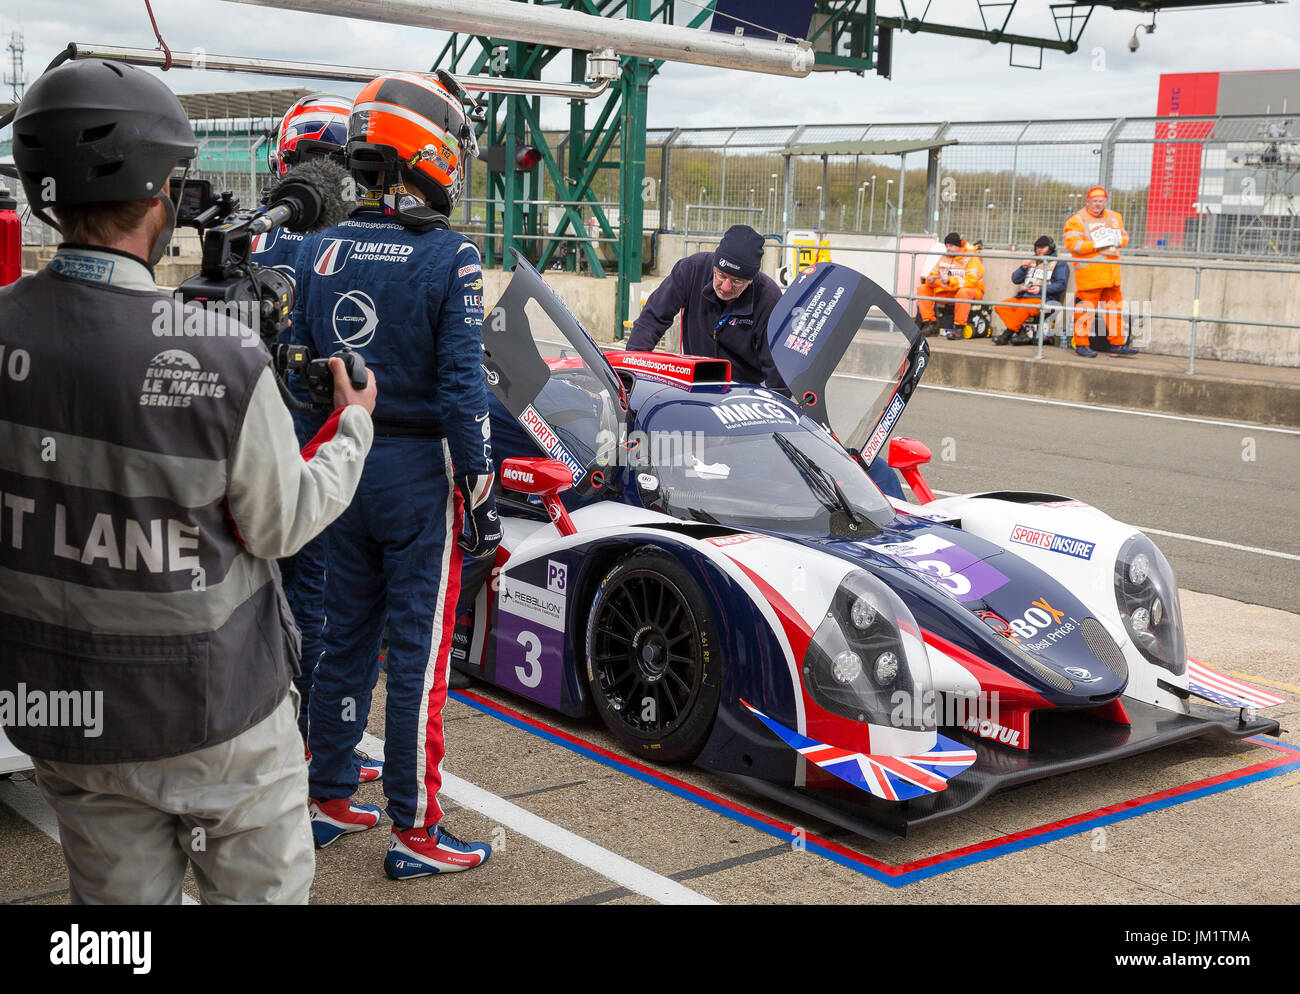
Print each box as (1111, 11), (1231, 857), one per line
(452, 692), (1298, 889)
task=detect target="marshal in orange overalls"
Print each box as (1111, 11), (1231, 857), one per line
(917, 245), (984, 327)
(1063, 191), (1128, 348)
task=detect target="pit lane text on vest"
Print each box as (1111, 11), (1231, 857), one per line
(0, 495), (200, 572)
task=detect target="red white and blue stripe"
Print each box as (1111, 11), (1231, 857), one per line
(741, 701), (976, 802)
(1186, 660), (1285, 710)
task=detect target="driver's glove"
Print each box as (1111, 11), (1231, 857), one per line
(456, 473), (502, 558)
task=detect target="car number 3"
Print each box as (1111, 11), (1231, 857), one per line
(515, 630), (543, 688)
(912, 558), (972, 597)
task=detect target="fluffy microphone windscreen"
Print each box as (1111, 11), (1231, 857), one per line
(271, 158), (354, 232)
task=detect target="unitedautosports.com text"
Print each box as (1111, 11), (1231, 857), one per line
(0, 684), (104, 738)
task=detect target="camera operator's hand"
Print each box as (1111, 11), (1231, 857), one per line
(330, 356), (377, 414)
(456, 473), (502, 559)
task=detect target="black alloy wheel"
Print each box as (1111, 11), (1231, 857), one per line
(585, 549), (721, 762)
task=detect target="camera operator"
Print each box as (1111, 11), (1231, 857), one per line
(0, 60), (376, 904)
(294, 71), (498, 878)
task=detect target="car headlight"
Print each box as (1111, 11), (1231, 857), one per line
(1114, 534), (1186, 675)
(802, 571), (934, 730)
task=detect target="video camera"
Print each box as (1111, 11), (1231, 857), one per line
(171, 159), (364, 408)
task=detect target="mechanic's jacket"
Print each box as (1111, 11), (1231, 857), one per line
(293, 210), (492, 473)
(0, 246), (373, 764)
(922, 247), (984, 296)
(1010, 250), (1068, 302)
(626, 251), (786, 392)
(1064, 208), (1128, 290)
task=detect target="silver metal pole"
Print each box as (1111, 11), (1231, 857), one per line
(1188, 264), (1202, 375)
(67, 42), (616, 99)
(218, 0), (815, 77)
(869, 177), (876, 232)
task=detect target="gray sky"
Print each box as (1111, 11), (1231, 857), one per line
(2, 0), (1298, 128)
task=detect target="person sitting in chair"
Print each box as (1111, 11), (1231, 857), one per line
(993, 235), (1068, 346)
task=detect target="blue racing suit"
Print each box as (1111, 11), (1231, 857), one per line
(296, 210), (491, 830)
(252, 226), (327, 738)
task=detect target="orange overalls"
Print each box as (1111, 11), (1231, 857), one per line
(918, 249), (983, 326)
(1063, 208), (1128, 347)
(994, 258), (1057, 333)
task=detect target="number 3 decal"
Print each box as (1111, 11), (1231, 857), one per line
(515, 630), (542, 688)
(913, 558), (972, 597)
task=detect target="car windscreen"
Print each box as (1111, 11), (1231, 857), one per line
(643, 394), (895, 537)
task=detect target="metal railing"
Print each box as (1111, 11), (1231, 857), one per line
(763, 241), (1300, 374)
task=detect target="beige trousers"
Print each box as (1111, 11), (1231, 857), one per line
(33, 692), (314, 905)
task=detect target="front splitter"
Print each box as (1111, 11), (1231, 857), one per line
(719, 698), (1281, 841)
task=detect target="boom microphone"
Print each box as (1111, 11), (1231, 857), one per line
(250, 158), (353, 235)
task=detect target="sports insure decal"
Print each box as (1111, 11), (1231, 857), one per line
(861, 393), (905, 465)
(869, 532), (1009, 603)
(1009, 524), (1095, 561)
(495, 566), (567, 709)
(519, 404), (584, 482)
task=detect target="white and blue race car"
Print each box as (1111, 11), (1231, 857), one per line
(451, 252), (1283, 840)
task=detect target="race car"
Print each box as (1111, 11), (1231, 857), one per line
(452, 251), (1283, 840)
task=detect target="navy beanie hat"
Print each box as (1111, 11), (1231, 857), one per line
(714, 225), (763, 281)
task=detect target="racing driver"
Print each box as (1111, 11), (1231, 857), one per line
(294, 70), (500, 879)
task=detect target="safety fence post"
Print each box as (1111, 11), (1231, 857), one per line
(1188, 263), (1202, 375)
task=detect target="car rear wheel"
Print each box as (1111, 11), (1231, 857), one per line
(584, 549), (721, 763)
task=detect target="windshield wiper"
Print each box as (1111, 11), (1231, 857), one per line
(772, 432), (864, 530)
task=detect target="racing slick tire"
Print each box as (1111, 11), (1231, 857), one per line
(585, 548), (722, 763)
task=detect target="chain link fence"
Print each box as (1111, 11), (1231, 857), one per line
(645, 114), (1300, 261)
(6, 111), (1298, 262)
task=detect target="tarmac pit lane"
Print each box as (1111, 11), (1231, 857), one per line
(1, 588), (1296, 905)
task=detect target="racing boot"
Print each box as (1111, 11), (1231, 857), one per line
(306, 745), (384, 783)
(309, 798), (383, 848)
(356, 750), (384, 783)
(993, 329), (1013, 346)
(385, 824), (492, 879)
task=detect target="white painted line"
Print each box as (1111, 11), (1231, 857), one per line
(929, 489), (1300, 562)
(1129, 526), (1300, 564)
(358, 732), (716, 905)
(0, 776), (201, 906)
(830, 372), (1300, 435)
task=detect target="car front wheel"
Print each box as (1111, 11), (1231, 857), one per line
(584, 548), (721, 762)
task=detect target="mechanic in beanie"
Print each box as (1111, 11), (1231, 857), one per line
(627, 224), (787, 392)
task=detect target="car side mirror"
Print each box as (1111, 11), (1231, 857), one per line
(887, 437), (932, 470)
(501, 457), (576, 536)
(886, 438), (935, 504)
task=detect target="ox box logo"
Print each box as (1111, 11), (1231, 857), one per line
(314, 238), (355, 276)
(547, 559), (567, 595)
